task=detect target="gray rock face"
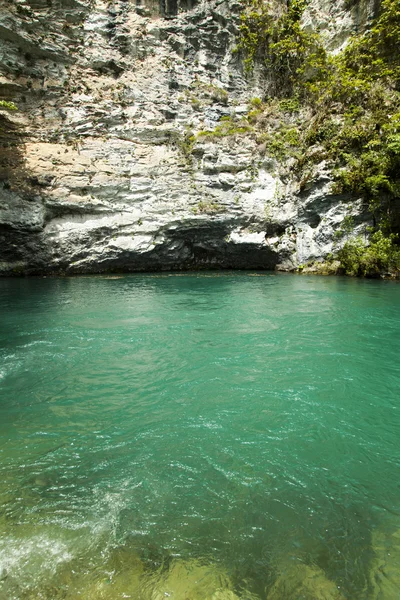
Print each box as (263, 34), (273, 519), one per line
(302, 0), (381, 51)
(0, 0), (375, 275)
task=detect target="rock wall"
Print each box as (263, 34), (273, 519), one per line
(0, 0), (377, 275)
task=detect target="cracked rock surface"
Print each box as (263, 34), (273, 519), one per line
(0, 0), (375, 275)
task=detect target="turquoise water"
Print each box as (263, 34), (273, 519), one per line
(1, 273), (400, 599)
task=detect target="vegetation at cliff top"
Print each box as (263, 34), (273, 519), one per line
(237, 0), (400, 276)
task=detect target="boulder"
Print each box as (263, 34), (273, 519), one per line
(144, 559), (239, 600)
(267, 563), (344, 600)
(368, 528), (400, 599)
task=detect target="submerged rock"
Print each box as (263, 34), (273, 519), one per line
(212, 591), (242, 600)
(143, 559), (239, 600)
(267, 563), (344, 600)
(369, 528), (400, 599)
(64, 547), (144, 600)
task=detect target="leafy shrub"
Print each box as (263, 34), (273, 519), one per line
(279, 98), (300, 113)
(197, 117), (253, 139)
(0, 101), (17, 110)
(338, 231), (400, 276)
(249, 96), (262, 108)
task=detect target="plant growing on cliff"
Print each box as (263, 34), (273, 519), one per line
(237, 0), (327, 96)
(196, 200), (223, 213)
(197, 116), (253, 139)
(338, 231), (400, 276)
(237, 0), (400, 261)
(173, 130), (196, 160)
(0, 101), (17, 111)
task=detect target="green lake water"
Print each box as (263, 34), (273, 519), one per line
(1, 272), (400, 599)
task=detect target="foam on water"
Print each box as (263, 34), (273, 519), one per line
(0, 533), (72, 595)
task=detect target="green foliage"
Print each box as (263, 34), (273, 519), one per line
(173, 130), (196, 159)
(177, 83), (229, 113)
(338, 0), (400, 88)
(189, 82), (229, 106)
(258, 124), (300, 159)
(249, 96), (262, 108)
(247, 108), (263, 122)
(207, 85), (229, 105)
(190, 96), (203, 111)
(235, 0), (400, 274)
(305, 1), (400, 223)
(302, 116), (339, 146)
(197, 116), (253, 139)
(333, 215), (355, 240)
(327, 99), (400, 218)
(196, 200), (222, 213)
(279, 97), (300, 113)
(238, 0), (400, 235)
(338, 231), (400, 276)
(237, 0), (327, 96)
(0, 100), (17, 111)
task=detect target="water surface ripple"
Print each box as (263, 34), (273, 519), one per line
(1, 273), (400, 599)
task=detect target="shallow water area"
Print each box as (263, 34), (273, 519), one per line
(1, 272), (400, 599)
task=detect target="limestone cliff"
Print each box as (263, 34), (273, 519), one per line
(0, 0), (378, 274)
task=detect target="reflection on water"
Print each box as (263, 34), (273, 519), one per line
(1, 273), (400, 599)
